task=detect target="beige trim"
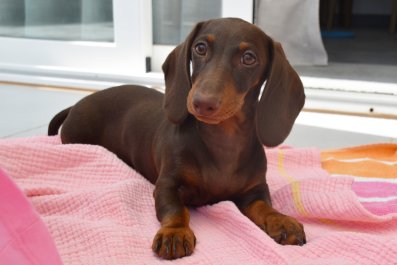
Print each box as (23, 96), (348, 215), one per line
(0, 81), (93, 94)
(304, 108), (397, 120)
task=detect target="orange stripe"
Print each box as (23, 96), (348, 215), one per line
(321, 143), (397, 161)
(321, 143), (397, 178)
(322, 160), (397, 178)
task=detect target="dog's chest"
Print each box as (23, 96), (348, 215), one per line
(176, 126), (265, 206)
(178, 160), (250, 206)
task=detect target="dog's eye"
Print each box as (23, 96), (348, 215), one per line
(241, 52), (256, 65)
(194, 42), (207, 56)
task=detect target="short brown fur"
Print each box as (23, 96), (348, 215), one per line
(48, 18), (306, 260)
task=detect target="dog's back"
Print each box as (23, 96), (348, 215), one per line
(51, 85), (165, 181)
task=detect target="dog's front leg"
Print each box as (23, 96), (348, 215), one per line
(152, 178), (196, 260)
(236, 187), (306, 246)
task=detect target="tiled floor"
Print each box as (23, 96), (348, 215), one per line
(0, 84), (88, 138)
(1, 83), (394, 150)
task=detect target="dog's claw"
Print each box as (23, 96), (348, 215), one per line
(281, 231), (287, 241)
(173, 238), (178, 257)
(165, 240), (171, 255)
(154, 239), (161, 252)
(184, 240), (191, 256)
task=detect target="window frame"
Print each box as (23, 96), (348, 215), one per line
(0, 0), (152, 80)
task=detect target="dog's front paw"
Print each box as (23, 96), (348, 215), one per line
(152, 226), (196, 260)
(261, 213), (306, 246)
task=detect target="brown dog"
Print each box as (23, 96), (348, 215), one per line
(48, 18), (306, 260)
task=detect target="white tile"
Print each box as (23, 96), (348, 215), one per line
(0, 84), (87, 138)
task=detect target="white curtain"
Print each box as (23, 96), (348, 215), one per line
(256, 0), (328, 65)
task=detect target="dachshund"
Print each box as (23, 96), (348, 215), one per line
(48, 18), (306, 260)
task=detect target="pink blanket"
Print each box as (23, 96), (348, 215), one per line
(0, 136), (396, 265)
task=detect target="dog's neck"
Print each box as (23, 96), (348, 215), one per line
(195, 90), (261, 171)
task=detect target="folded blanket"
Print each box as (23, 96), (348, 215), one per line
(0, 136), (396, 265)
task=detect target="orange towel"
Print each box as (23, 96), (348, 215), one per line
(321, 144), (397, 179)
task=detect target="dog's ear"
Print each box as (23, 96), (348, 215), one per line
(162, 22), (203, 124)
(256, 42), (305, 147)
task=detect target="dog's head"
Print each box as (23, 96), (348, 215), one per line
(162, 18), (305, 147)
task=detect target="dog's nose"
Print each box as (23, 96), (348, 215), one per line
(192, 94), (220, 117)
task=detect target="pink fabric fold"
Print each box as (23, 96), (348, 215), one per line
(0, 136), (396, 265)
(0, 168), (62, 265)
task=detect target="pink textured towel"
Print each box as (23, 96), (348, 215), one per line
(0, 136), (396, 265)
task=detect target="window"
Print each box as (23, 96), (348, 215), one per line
(152, 0), (221, 45)
(0, 0), (152, 88)
(0, 0), (114, 42)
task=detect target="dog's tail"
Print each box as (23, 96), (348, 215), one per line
(48, 107), (72, 136)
